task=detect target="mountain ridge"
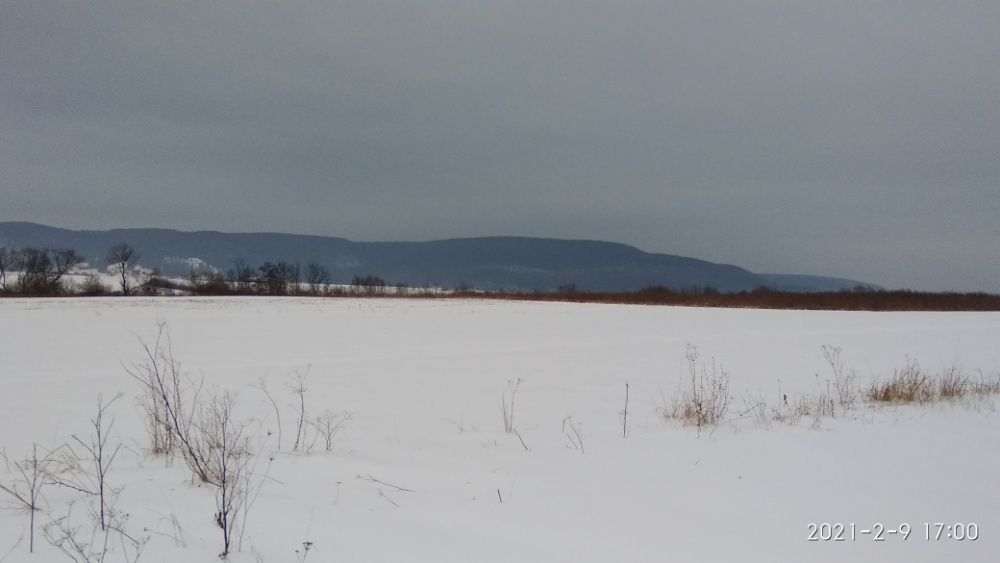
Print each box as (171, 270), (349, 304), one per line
(0, 222), (880, 293)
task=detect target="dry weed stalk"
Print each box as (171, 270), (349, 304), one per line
(126, 324), (208, 481)
(501, 378), (522, 434)
(662, 345), (731, 431)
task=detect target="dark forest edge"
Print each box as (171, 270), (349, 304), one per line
(1, 244), (998, 311)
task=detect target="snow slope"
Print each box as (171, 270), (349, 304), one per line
(1, 297), (999, 562)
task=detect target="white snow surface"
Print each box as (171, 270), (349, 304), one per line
(1, 297), (999, 562)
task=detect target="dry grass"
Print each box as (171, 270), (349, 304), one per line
(937, 366), (967, 400)
(867, 359), (933, 404)
(736, 351), (1000, 431)
(971, 373), (1000, 395)
(867, 360), (1000, 404)
(667, 347), (1000, 433)
(662, 346), (731, 430)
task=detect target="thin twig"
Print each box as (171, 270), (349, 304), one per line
(623, 381), (629, 439)
(360, 474), (414, 493)
(377, 490), (399, 508)
(513, 429), (529, 451)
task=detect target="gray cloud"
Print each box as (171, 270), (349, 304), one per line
(2, 1), (998, 291)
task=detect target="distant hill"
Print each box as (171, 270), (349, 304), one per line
(0, 222), (877, 293)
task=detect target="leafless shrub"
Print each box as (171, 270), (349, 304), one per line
(42, 498), (149, 563)
(501, 378), (522, 434)
(309, 410), (352, 452)
(127, 326), (266, 558)
(126, 324), (207, 481)
(76, 274), (109, 297)
(43, 502), (108, 563)
(0, 444), (58, 553)
(49, 395), (123, 531)
(195, 391), (255, 559)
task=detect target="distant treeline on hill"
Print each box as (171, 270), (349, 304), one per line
(0, 221), (883, 293)
(467, 286), (1000, 312)
(0, 243), (403, 297)
(1, 242), (998, 311)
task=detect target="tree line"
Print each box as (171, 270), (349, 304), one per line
(0, 243), (142, 296)
(0, 242), (395, 297)
(182, 261), (391, 296)
(4, 242), (999, 311)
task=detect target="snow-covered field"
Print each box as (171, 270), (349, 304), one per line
(2, 297), (999, 562)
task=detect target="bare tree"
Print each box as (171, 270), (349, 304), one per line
(106, 243), (140, 295)
(304, 262), (331, 295)
(226, 260), (256, 293)
(0, 246), (11, 292)
(14, 247), (82, 295)
(15, 247), (53, 294)
(53, 248), (82, 276)
(351, 274), (386, 294)
(288, 262), (302, 295)
(257, 262), (298, 296)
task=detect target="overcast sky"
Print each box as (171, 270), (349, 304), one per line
(2, 1), (998, 291)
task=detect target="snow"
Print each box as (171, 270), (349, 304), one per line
(1, 297), (999, 562)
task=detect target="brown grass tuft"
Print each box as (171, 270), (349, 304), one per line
(868, 361), (1000, 404)
(662, 345), (731, 430)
